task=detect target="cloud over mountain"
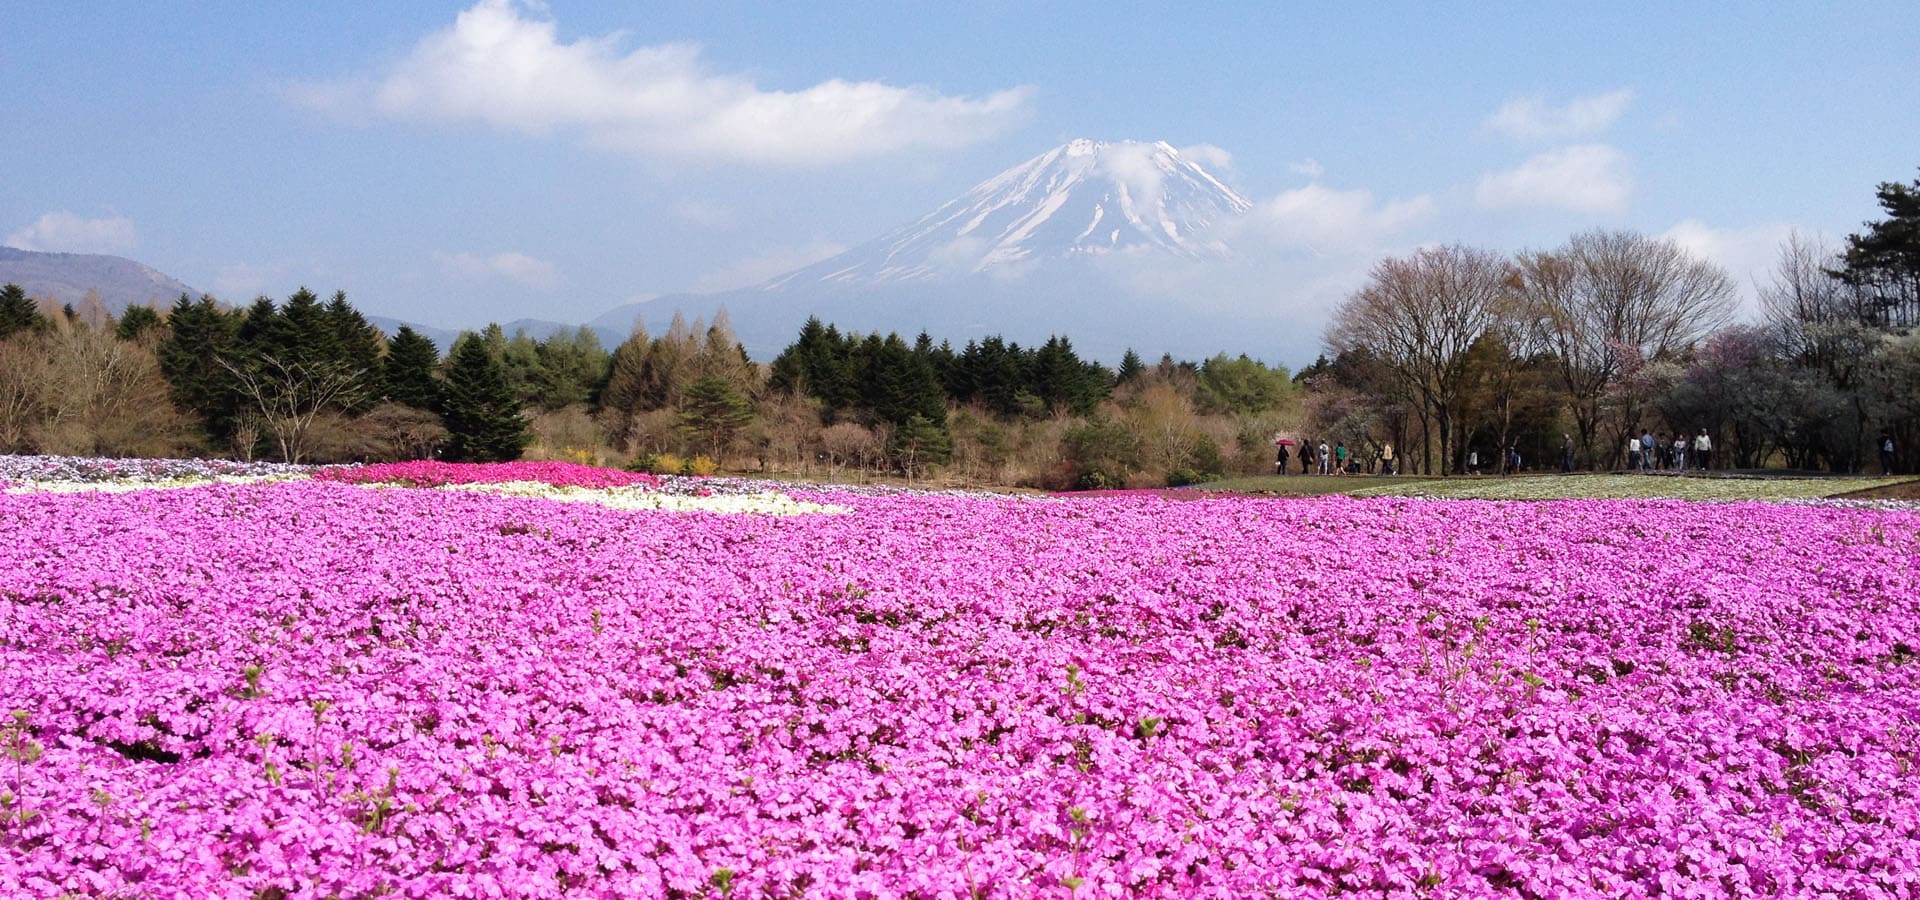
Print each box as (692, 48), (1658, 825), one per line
(5, 211), (138, 255)
(290, 0), (1033, 166)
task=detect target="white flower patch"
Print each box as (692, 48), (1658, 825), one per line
(4, 474), (301, 494)
(441, 480), (851, 515)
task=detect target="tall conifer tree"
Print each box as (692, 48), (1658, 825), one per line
(381, 326), (442, 411)
(0, 283), (45, 339)
(440, 334), (528, 462)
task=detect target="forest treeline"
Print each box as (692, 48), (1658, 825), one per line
(0, 280), (1297, 487)
(1, 169), (1915, 483)
(1309, 171), (1920, 476)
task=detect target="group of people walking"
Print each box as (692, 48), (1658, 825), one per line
(1275, 439), (1395, 476)
(1270, 427), (1898, 477)
(1625, 428), (1713, 472)
(1465, 446), (1527, 476)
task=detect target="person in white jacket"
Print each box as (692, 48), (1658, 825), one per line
(1693, 429), (1713, 470)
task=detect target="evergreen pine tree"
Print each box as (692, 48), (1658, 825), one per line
(500, 329), (546, 407)
(157, 294), (243, 438)
(271, 288), (336, 367)
(440, 334), (529, 462)
(810, 323), (859, 410)
(677, 374), (755, 459)
(325, 292), (383, 372)
(531, 326), (612, 410)
(771, 316), (829, 394)
(892, 413), (952, 475)
(0, 283), (47, 339)
(860, 333), (947, 428)
(236, 296), (279, 350)
(1033, 336), (1094, 414)
(1116, 348), (1145, 385)
(113, 304), (163, 341)
(381, 326), (442, 411)
(1836, 171), (1920, 328)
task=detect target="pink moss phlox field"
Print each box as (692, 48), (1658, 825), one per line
(315, 460), (663, 490)
(2, 483), (1917, 898)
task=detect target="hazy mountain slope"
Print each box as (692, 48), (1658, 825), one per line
(0, 246), (199, 312)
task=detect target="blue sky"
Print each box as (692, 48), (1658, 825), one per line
(4, 1), (1916, 360)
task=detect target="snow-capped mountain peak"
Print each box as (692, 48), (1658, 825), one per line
(766, 139), (1253, 289)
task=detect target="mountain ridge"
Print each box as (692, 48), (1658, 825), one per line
(760, 138), (1250, 290)
(590, 138), (1267, 362)
(0, 246), (200, 312)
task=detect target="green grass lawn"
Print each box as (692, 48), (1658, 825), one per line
(1194, 473), (1920, 501)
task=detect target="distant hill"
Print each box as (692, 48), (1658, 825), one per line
(363, 316), (464, 353)
(0, 246), (199, 313)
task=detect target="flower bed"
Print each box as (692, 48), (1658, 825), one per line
(2, 485), (1916, 896)
(443, 480), (850, 515)
(314, 460), (662, 490)
(0, 453), (314, 486)
(1351, 473), (1916, 502)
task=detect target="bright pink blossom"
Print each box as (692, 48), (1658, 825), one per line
(315, 460), (661, 490)
(0, 484), (1915, 897)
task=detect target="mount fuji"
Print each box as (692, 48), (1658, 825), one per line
(593, 139), (1293, 364)
(769, 139), (1251, 287)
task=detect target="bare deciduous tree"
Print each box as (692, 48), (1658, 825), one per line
(0, 328), (197, 456)
(819, 421), (879, 480)
(1517, 229), (1735, 465)
(358, 402), (450, 462)
(1328, 244), (1514, 474)
(220, 353), (368, 464)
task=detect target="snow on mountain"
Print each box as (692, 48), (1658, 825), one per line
(763, 139), (1252, 289)
(595, 139), (1312, 364)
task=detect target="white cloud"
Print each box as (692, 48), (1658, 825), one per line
(1177, 143), (1233, 171)
(1485, 88), (1634, 140)
(1287, 158), (1325, 180)
(695, 239), (846, 292)
(1660, 219), (1796, 317)
(4, 211), (138, 254)
(434, 250), (563, 289)
(212, 262), (284, 300)
(1240, 184), (1434, 248)
(291, 0), (1033, 167)
(1097, 142), (1178, 213)
(1474, 145), (1632, 214)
